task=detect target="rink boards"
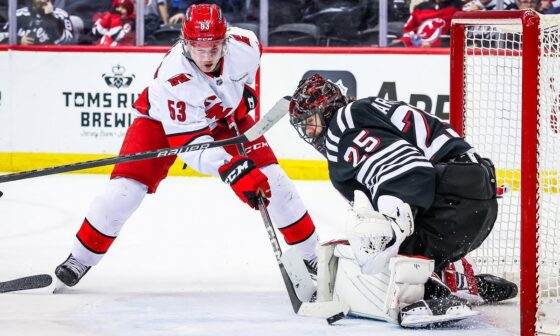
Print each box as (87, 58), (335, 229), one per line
(0, 47), (449, 180)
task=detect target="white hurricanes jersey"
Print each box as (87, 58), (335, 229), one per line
(133, 27), (261, 175)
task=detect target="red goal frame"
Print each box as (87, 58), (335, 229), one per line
(449, 10), (540, 336)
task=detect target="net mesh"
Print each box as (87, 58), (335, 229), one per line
(461, 13), (560, 334)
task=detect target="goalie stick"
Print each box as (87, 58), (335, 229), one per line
(0, 96), (290, 185)
(227, 115), (348, 325)
(0, 274), (52, 293)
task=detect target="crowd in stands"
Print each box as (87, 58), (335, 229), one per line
(0, 0), (559, 47)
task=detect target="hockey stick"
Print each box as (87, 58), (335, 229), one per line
(227, 114), (347, 324)
(0, 96), (290, 185)
(0, 274), (52, 293)
(226, 114), (302, 312)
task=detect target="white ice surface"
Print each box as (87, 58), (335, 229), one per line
(0, 175), (520, 335)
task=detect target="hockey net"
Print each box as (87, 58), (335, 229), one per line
(450, 10), (560, 336)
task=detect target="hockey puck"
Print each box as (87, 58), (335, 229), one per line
(326, 312), (345, 325)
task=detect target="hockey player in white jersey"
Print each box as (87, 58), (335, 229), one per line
(287, 74), (517, 327)
(54, 4), (319, 288)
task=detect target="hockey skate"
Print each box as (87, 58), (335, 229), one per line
(399, 296), (478, 328)
(397, 275), (478, 328)
(54, 254), (91, 288)
(443, 258), (518, 304)
(303, 258), (318, 281)
(475, 274), (518, 303)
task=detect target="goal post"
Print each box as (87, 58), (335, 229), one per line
(450, 10), (560, 336)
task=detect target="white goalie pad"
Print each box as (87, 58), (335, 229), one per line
(322, 242), (434, 323)
(385, 256), (434, 320)
(345, 190), (414, 275)
(281, 247), (350, 320)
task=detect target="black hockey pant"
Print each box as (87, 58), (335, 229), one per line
(398, 155), (498, 272)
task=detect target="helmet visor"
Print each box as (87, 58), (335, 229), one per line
(185, 38), (225, 48)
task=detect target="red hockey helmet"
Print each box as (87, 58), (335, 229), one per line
(182, 4), (227, 48)
(289, 74), (348, 144)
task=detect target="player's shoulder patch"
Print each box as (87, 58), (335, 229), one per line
(166, 73), (193, 87)
(227, 27), (259, 50)
(230, 34), (251, 47)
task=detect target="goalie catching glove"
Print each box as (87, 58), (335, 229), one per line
(346, 190), (414, 275)
(219, 156), (271, 209)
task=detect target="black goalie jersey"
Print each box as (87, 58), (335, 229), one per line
(325, 97), (471, 211)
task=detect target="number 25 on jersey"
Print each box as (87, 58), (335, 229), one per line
(344, 130), (380, 167)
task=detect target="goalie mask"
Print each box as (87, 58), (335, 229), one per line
(289, 74), (348, 154)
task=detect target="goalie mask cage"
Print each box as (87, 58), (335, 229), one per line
(450, 10), (560, 336)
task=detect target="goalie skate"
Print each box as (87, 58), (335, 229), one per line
(443, 258), (518, 304)
(475, 274), (518, 303)
(399, 296), (478, 328)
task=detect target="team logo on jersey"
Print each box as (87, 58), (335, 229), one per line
(102, 65), (136, 89)
(204, 95), (232, 120)
(418, 18), (446, 44)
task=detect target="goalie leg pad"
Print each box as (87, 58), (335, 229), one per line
(332, 245), (394, 322)
(330, 246), (434, 324)
(316, 241), (343, 302)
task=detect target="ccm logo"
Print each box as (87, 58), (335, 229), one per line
(224, 160), (249, 184)
(245, 142), (269, 154)
(157, 144), (210, 157)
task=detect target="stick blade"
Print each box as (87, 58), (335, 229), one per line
(244, 96), (291, 142)
(297, 301), (350, 319)
(0, 274), (53, 293)
(327, 312), (346, 325)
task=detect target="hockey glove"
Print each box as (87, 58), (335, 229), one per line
(219, 156), (271, 209)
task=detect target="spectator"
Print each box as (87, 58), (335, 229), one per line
(92, 0), (135, 46)
(145, 0), (169, 38)
(0, 0), (7, 31)
(505, 0), (539, 10)
(169, 1), (194, 24)
(545, 1), (560, 12)
(64, 0), (113, 45)
(462, 0), (497, 11)
(539, 0), (555, 12)
(169, 1), (240, 24)
(394, 0), (462, 47)
(0, 0), (74, 45)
